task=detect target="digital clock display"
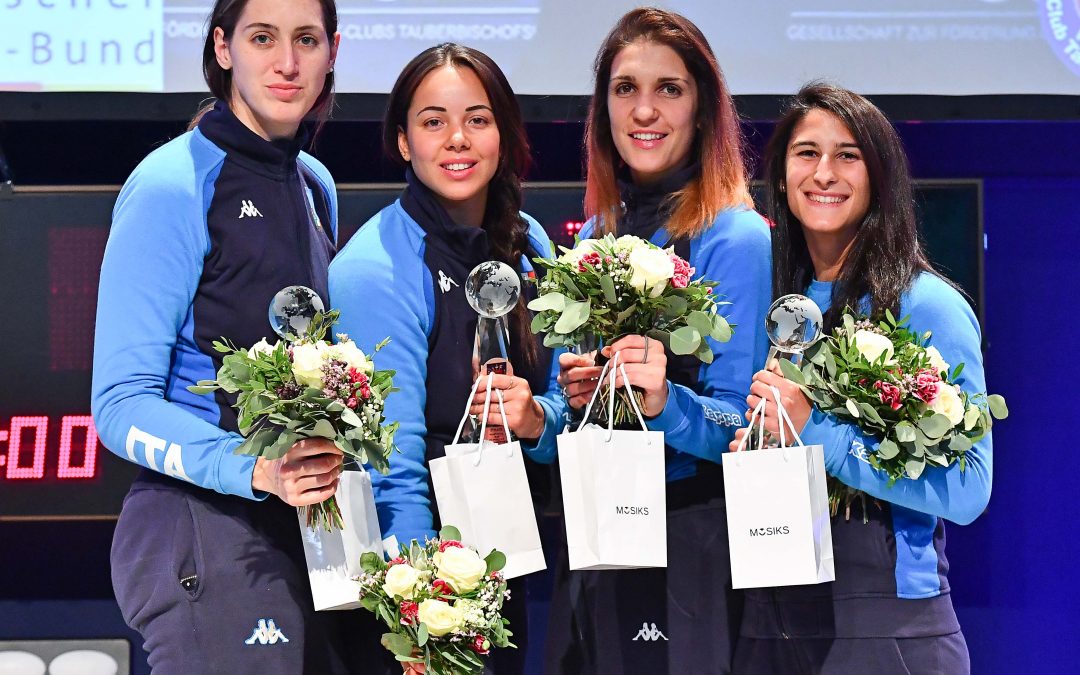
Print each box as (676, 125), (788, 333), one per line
(1, 415), (98, 479)
(0, 189), (138, 519)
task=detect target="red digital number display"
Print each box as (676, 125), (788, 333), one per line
(1, 415), (99, 481)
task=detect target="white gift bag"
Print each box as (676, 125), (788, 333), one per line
(430, 373), (546, 580)
(722, 385), (834, 589)
(558, 353), (666, 571)
(298, 469), (384, 611)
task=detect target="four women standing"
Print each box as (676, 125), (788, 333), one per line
(94, 4), (992, 674)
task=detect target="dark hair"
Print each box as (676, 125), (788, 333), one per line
(384, 43), (536, 366)
(190, 0), (338, 131)
(585, 7), (752, 239)
(764, 82), (934, 330)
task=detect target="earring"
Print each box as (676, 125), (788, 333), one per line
(779, 183), (786, 193)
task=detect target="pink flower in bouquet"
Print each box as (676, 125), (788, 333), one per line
(431, 579), (453, 596)
(346, 397), (358, 409)
(670, 254), (695, 289)
(578, 251), (602, 272)
(874, 381), (903, 411)
(471, 636), (491, 655)
(913, 369), (942, 405)
(399, 600), (418, 625)
(439, 540), (464, 552)
(388, 557), (406, 566)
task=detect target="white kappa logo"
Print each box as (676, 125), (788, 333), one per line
(239, 199), (263, 219)
(245, 619), (289, 645)
(437, 270), (459, 294)
(632, 622), (668, 642)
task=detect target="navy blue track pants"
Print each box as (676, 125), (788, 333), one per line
(544, 470), (741, 675)
(110, 471), (381, 674)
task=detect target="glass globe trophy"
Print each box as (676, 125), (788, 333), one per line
(764, 293), (823, 364)
(749, 294), (823, 449)
(269, 285), (325, 341)
(464, 261), (521, 443)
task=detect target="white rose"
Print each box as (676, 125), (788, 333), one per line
(558, 238), (600, 265)
(247, 338), (277, 360)
(929, 383), (965, 426)
(626, 246), (675, 298)
(382, 563), (421, 600)
(433, 546), (487, 593)
(417, 599), (464, 637)
(851, 330), (895, 365)
(325, 339), (372, 374)
(291, 342), (326, 389)
(925, 346), (950, 376)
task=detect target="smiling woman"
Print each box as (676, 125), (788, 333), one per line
(606, 39), (697, 187)
(395, 64), (501, 228)
(732, 82), (987, 675)
(543, 8), (771, 675)
(784, 108), (872, 281)
(329, 43), (562, 675)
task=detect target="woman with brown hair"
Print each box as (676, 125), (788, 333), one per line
(92, 0), (369, 672)
(330, 42), (560, 673)
(545, 7), (771, 674)
(730, 82), (985, 675)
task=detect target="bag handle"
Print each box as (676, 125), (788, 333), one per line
(733, 384), (805, 457)
(770, 385), (806, 449)
(451, 373), (514, 464)
(575, 351), (650, 442)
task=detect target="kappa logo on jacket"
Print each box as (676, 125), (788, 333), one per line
(632, 622), (668, 642)
(239, 199), (263, 219)
(437, 270), (459, 294)
(244, 618), (289, 645)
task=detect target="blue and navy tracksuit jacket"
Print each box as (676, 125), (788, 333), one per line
(91, 101), (338, 497)
(328, 197), (557, 547)
(742, 272), (993, 639)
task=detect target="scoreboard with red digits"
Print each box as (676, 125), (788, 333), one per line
(0, 188), (139, 519)
(1, 415), (98, 480)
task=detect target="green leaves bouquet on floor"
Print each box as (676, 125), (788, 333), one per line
(188, 308), (398, 531)
(528, 233), (733, 424)
(357, 526), (513, 674)
(777, 310), (1008, 514)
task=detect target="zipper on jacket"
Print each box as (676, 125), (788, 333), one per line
(288, 168), (317, 292)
